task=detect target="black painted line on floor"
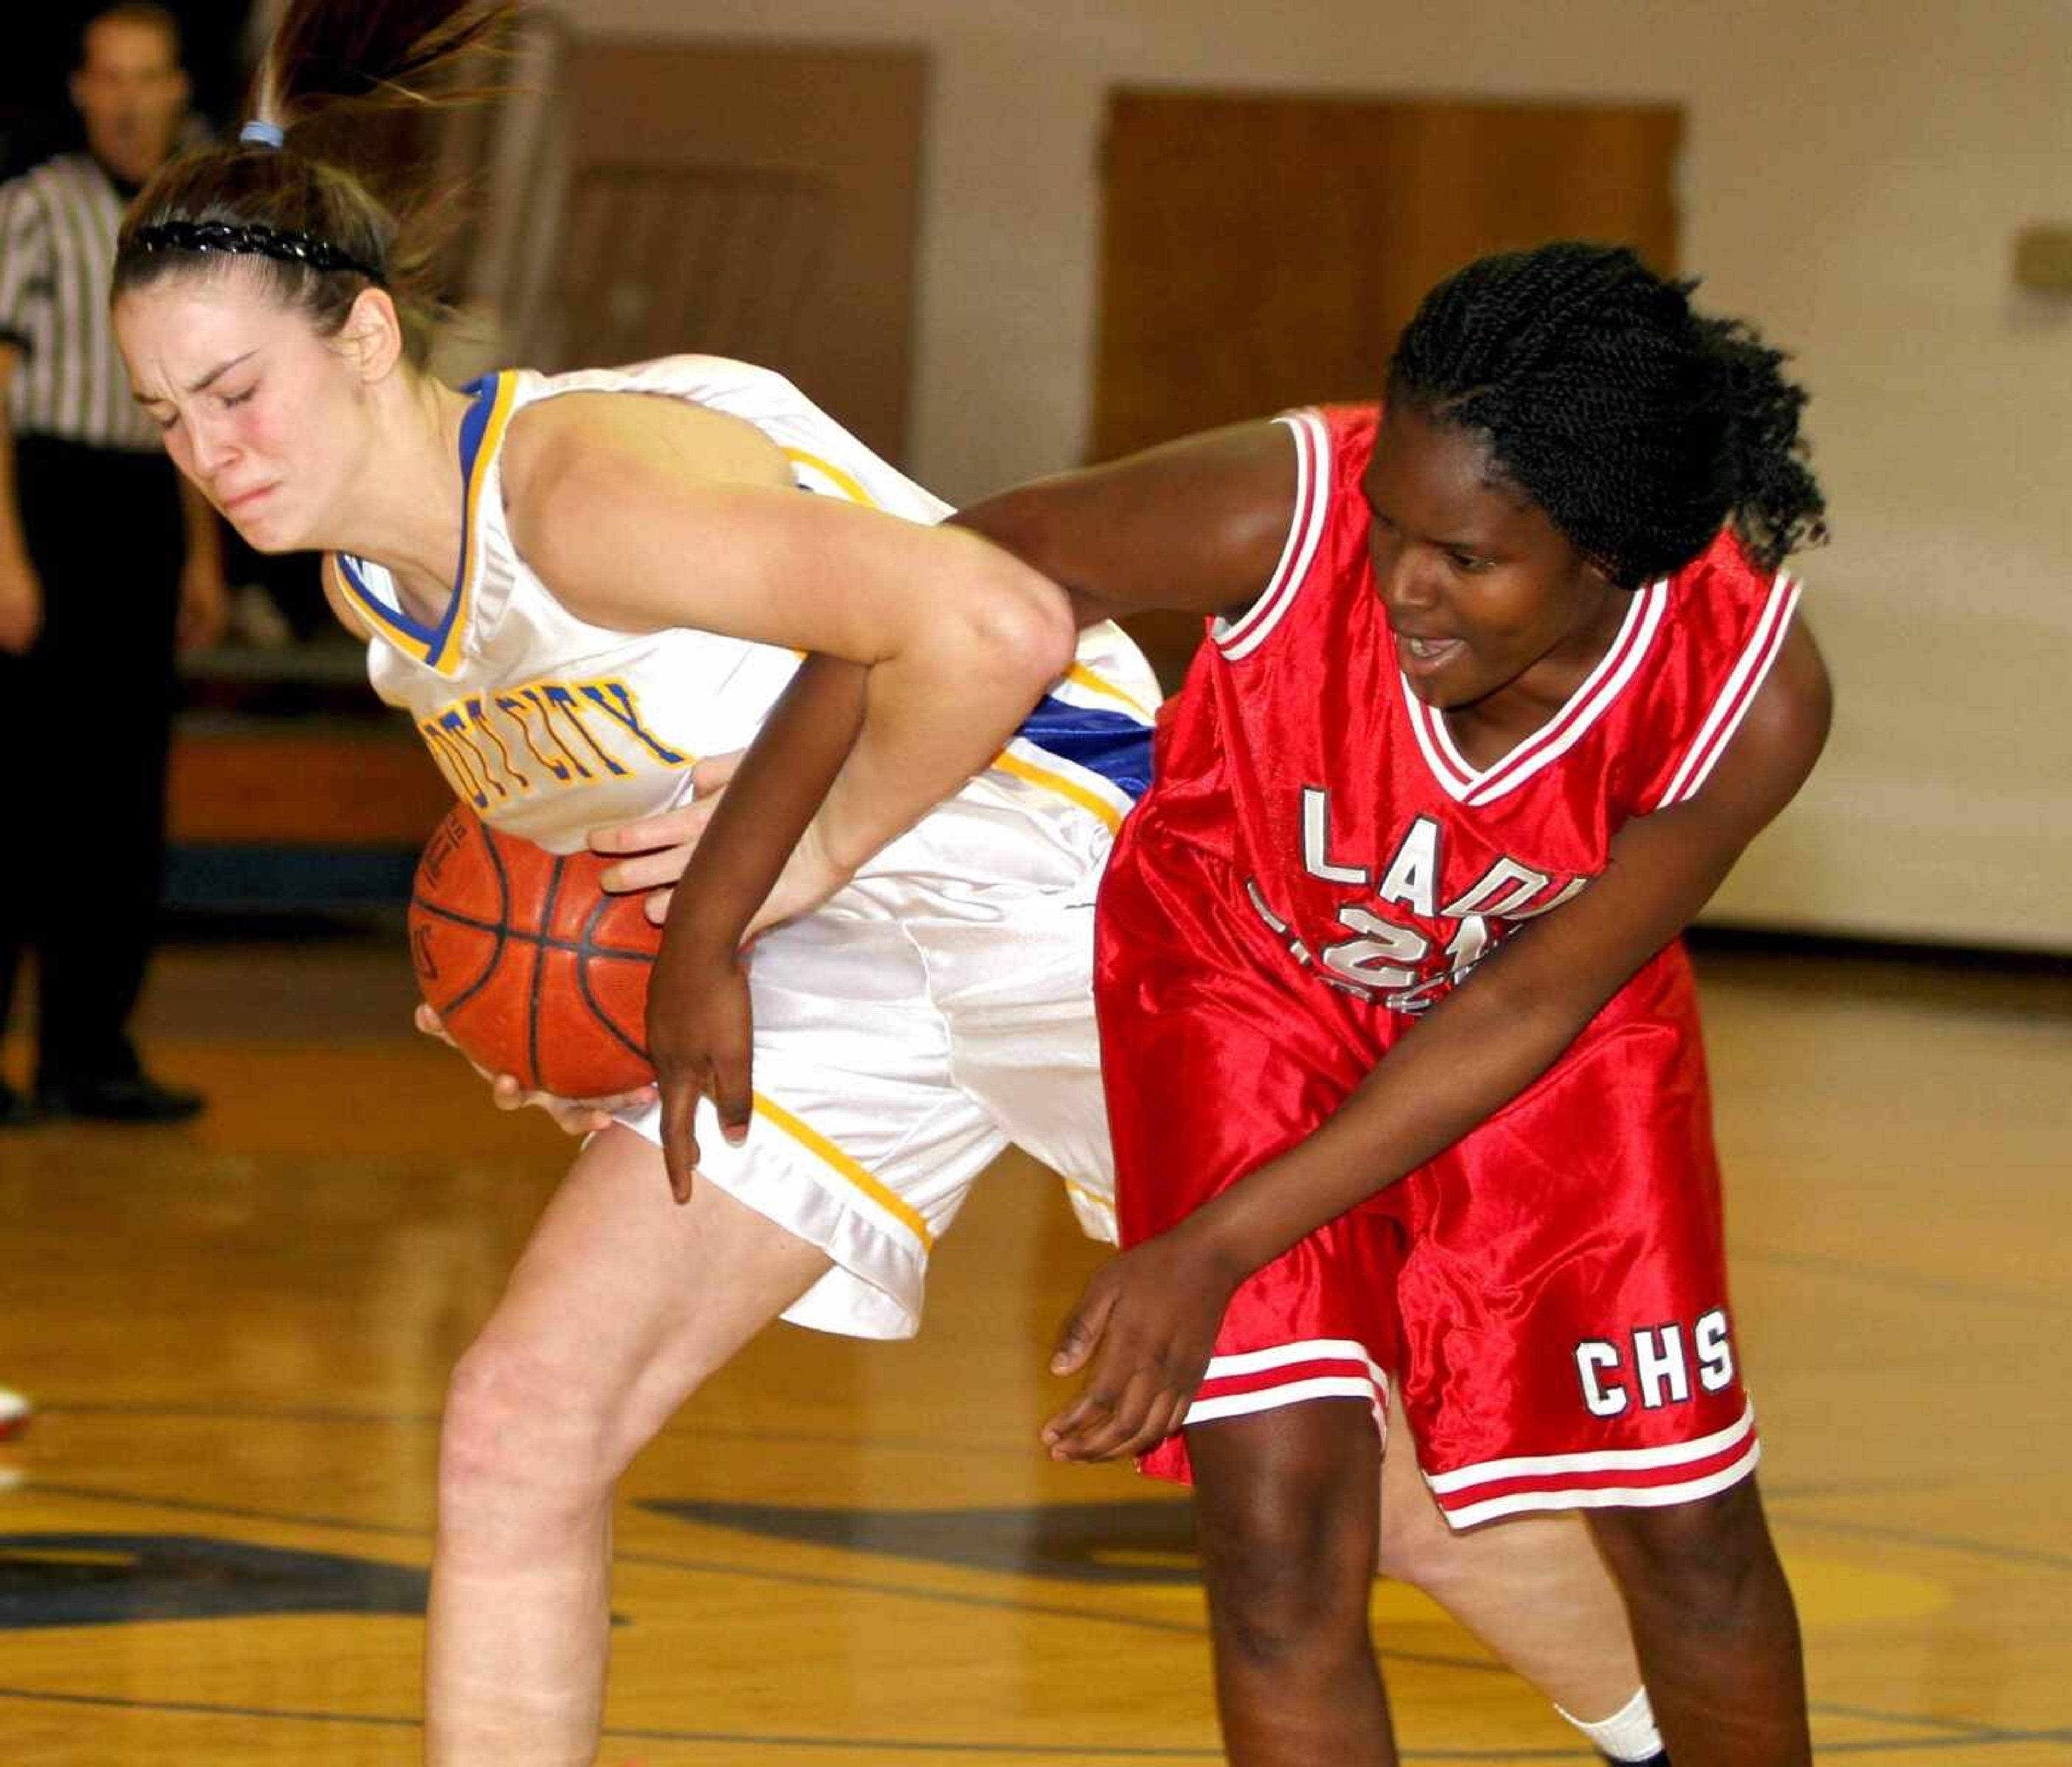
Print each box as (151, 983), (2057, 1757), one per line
(1, 1684), (2064, 1759)
(611, 1544), (1211, 1638)
(39, 1458), (2067, 1607)
(1773, 1513), (2072, 1576)
(23, 1480), (430, 1541)
(33, 1401), (1035, 1461)
(12, 1479), (1488, 1672)
(0, 1686), (1544, 1758)
(1758, 1479), (1952, 1503)
(37, 1402), (443, 1427)
(1812, 1702), (2002, 1739)
(0, 1686), (415, 1731)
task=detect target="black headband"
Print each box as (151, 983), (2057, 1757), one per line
(130, 219), (384, 284)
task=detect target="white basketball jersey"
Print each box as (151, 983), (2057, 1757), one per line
(333, 356), (1158, 879)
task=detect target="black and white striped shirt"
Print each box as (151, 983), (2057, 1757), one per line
(0, 153), (158, 452)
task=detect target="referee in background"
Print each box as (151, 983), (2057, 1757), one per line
(0, 2), (226, 1126)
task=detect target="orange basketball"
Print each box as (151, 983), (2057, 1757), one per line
(408, 804), (662, 1098)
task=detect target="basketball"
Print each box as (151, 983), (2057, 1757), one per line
(408, 804), (662, 1098)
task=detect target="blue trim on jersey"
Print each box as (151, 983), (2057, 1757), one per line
(336, 552), (434, 643)
(455, 373), (501, 474)
(431, 371), (504, 657)
(1014, 696), (1155, 801)
(337, 373), (505, 661)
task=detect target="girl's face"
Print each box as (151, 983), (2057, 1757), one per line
(115, 268), (380, 555)
(1362, 404), (1621, 713)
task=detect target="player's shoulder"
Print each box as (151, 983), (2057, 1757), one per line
(1664, 528), (1817, 650)
(1, 155), (58, 197)
(1312, 401), (1381, 450)
(1271, 401), (1378, 480)
(1270, 402), (1382, 552)
(1651, 528), (1807, 699)
(1646, 530), (1829, 816)
(500, 377), (791, 515)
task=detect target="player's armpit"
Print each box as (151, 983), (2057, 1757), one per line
(950, 420), (1300, 626)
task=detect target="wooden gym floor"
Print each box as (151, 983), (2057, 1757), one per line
(1, 930), (2066, 1764)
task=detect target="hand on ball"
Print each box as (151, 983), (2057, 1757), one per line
(414, 1004), (657, 1135)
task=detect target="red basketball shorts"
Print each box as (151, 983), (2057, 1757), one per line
(1096, 873), (1760, 1527)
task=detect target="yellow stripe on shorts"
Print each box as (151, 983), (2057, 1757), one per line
(1061, 1176), (1113, 1218)
(1065, 661), (1155, 722)
(751, 1092), (935, 1249)
(992, 750), (1124, 834)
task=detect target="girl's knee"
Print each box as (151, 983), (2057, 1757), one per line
(438, 1332), (622, 1515)
(1203, 1522), (1375, 1670)
(1589, 1478), (1780, 1608)
(1191, 1406), (1381, 1667)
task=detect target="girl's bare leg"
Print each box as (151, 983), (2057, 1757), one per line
(1377, 1390), (1661, 1758)
(425, 1124), (831, 1765)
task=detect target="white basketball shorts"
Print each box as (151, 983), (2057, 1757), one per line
(614, 788), (1118, 1340)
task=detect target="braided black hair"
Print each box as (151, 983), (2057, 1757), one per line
(1386, 242), (1827, 586)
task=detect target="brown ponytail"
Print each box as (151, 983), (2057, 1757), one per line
(113, 0), (513, 368)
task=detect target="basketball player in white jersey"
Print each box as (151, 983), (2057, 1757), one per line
(110, 4), (1674, 1762)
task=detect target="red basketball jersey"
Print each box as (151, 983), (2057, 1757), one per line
(1119, 404), (1802, 1015)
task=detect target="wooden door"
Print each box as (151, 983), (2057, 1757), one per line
(472, 38), (930, 467)
(1093, 92), (1682, 673)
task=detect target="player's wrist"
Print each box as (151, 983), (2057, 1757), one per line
(1172, 1209), (1258, 1292)
(660, 889), (756, 963)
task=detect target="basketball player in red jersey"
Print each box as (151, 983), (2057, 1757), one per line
(652, 243), (1831, 1765)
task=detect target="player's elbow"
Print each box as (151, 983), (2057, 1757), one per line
(953, 556), (1078, 698)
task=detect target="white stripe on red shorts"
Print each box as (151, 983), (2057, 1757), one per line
(1182, 1338), (1389, 1430)
(1425, 1401), (1761, 1529)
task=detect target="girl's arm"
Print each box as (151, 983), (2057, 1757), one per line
(615, 421), (1303, 1192)
(502, 393), (1078, 882)
(617, 416), (1306, 939)
(501, 393), (1081, 1195)
(950, 419), (1304, 624)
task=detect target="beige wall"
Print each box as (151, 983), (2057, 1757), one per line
(565, 0), (2072, 950)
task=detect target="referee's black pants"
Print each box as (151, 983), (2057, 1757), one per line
(0, 435), (183, 1088)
